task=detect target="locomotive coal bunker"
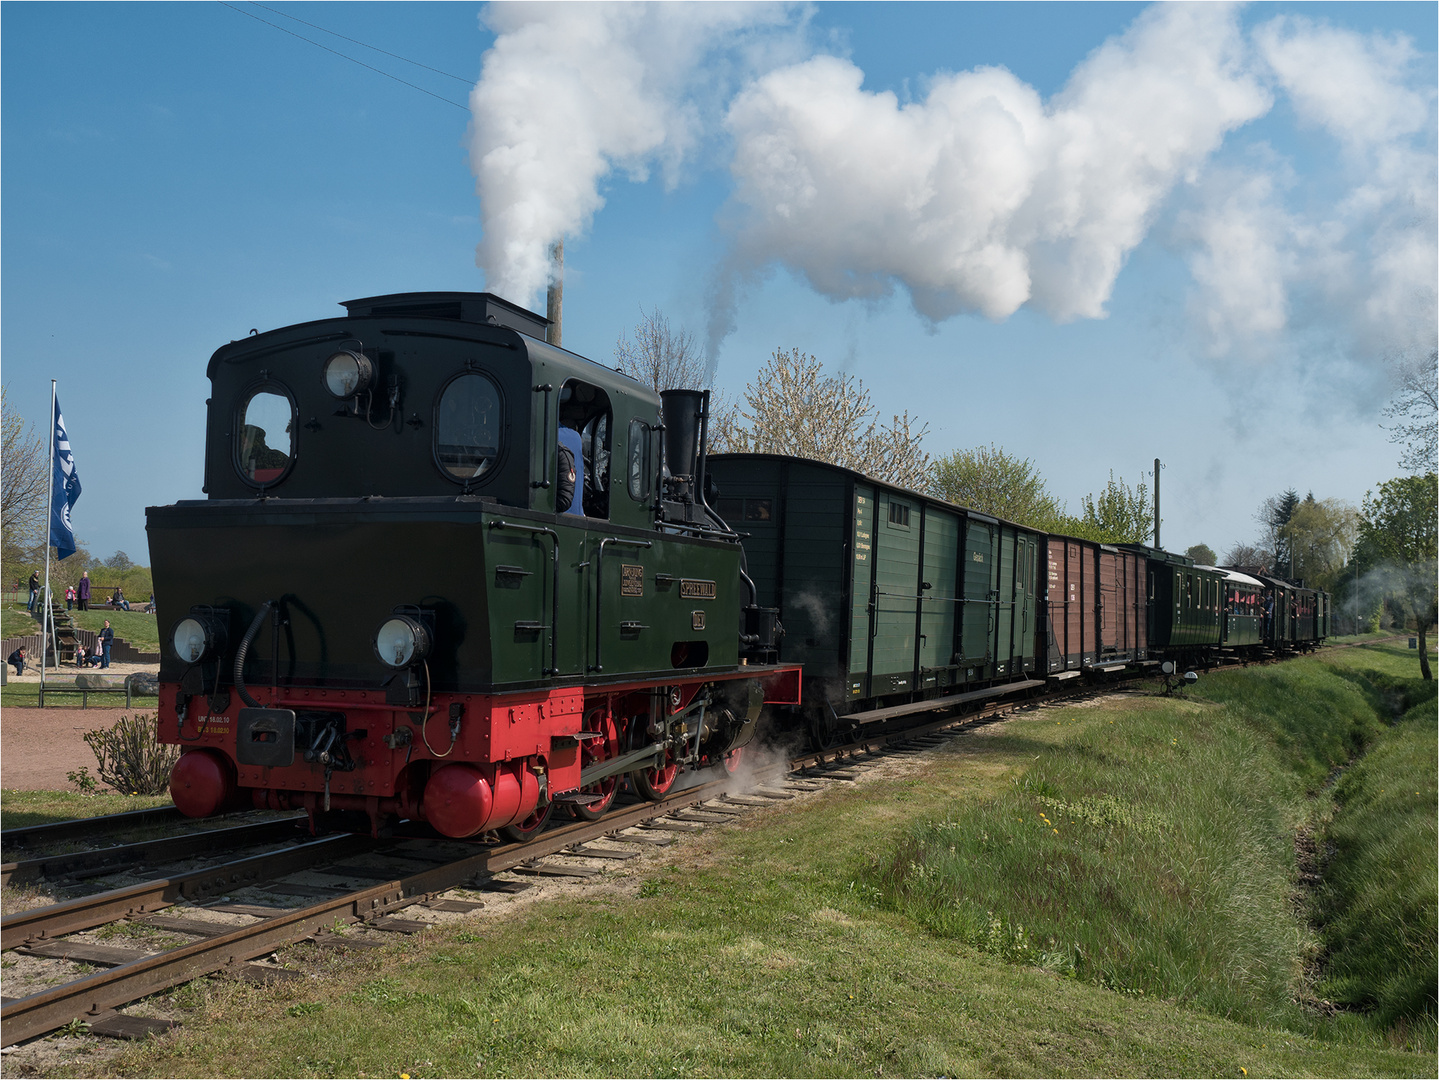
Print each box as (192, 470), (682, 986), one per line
(147, 292), (799, 840)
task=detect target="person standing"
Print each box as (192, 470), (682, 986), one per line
(27, 570), (39, 612)
(65, 584), (75, 610)
(77, 571), (91, 612)
(99, 619), (114, 669)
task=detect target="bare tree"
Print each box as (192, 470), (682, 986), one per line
(614, 306), (709, 393)
(1382, 348), (1438, 474)
(2, 386), (47, 571)
(1221, 542), (1267, 571)
(714, 348), (930, 489)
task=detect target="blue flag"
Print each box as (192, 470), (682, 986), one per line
(49, 396), (81, 560)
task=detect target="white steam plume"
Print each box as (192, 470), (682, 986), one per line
(715, 2), (1270, 343)
(469, 1), (808, 310)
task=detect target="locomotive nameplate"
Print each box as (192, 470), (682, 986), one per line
(679, 578), (716, 600)
(621, 564), (644, 597)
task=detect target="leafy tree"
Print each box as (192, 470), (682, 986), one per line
(1185, 543), (1218, 566)
(1382, 348), (1438, 474)
(2, 386), (47, 572)
(929, 445), (1064, 529)
(714, 348), (930, 489)
(1286, 495), (1359, 592)
(1357, 473), (1438, 679)
(614, 306), (709, 393)
(1077, 471), (1152, 544)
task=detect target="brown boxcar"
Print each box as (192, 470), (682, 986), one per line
(1043, 537), (1148, 676)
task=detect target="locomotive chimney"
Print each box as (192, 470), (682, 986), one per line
(545, 240), (563, 347)
(661, 389), (703, 480)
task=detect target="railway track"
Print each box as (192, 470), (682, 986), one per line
(0, 655), (1310, 1049)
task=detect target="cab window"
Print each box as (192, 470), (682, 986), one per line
(559, 380), (611, 518)
(237, 386), (294, 486)
(435, 372), (502, 481)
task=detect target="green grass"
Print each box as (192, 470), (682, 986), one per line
(869, 652), (1431, 1045)
(67, 608), (161, 652)
(2, 601), (40, 640)
(98, 663), (1430, 1078)
(0, 683), (159, 710)
(1, 789), (171, 828)
(1314, 698), (1438, 1034)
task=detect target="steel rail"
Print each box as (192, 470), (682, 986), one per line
(0, 834), (372, 953)
(1, 816), (309, 890)
(0, 773), (762, 1047)
(1, 807), (187, 851)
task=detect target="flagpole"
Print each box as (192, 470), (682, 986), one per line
(41, 380), (57, 692)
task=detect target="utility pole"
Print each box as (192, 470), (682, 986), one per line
(545, 240), (563, 348)
(1152, 457), (1162, 549)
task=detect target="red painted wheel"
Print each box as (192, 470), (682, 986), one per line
(570, 711), (621, 821)
(630, 754), (679, 801)
(723, 746), (744, 774)
(500, 799), (553, 844)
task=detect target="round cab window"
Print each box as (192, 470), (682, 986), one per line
(436, 372), (502, 480)
(237, 388), (294, 484)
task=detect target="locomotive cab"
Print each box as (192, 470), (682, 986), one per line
(149, 292), (799, 840)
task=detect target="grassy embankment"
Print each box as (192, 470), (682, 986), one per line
(90, 646), (1430, 1079)
(1309, 642), (1437, 1041)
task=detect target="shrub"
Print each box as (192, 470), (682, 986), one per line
(82, 713), (178, 795)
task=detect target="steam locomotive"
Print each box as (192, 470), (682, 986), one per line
(149, 292), (797, 841)
(149, 291), (1328, 837)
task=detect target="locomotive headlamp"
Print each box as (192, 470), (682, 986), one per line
(322, 350), (374, 400)
(375, 615), (432, 669)
(170, 609), (228, 665)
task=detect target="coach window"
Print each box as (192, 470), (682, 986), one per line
(435, 372), (503, 481)
(237, 386), (294, 486)
(560, 380), (611, 518)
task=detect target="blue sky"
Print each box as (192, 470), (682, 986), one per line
(4, 2), (1434, 568)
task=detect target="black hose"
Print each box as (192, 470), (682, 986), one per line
(234, 600), (274, 708)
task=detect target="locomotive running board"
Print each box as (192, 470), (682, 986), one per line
(841, 679), (1044, 726)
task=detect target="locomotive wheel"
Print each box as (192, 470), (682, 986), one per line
(570, 712), (621, 822)
(722, 746), (744, 773)
(629, 755), (679, 801)
(500, 799), (554, 844)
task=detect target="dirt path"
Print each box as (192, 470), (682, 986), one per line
(0, 707), (136, 791)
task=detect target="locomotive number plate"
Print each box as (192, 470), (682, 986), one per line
(679, 578), (716, 600)
(691, 610), (706, 631)
(621, 564), (644, 597)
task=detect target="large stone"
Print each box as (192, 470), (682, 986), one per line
(75, 672), (110, 689)
(128, 671), (160, 696)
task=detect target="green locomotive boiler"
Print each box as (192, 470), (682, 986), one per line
(148, 292), (797, 839)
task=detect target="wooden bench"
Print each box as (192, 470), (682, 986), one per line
(38, 675), (133, 708)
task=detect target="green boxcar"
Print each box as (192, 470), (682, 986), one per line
(709, 455), (1039, 714)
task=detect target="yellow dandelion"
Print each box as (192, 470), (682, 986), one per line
(1052, 828), (1059, 834)
(401, 1074), (410, 1079)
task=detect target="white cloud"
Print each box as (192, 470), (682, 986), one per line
(720, 3), (1270, 329)
(1182, 16), (1437, 366)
